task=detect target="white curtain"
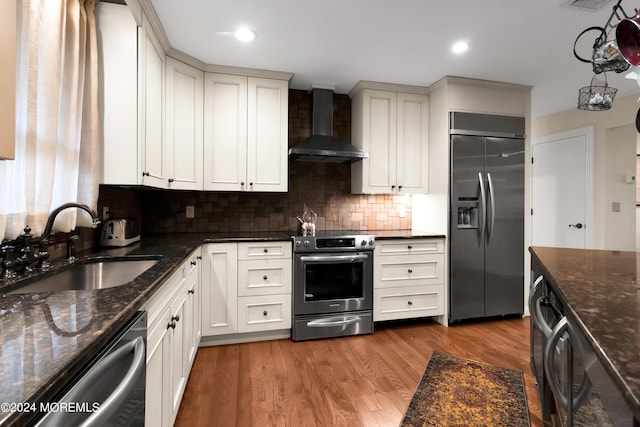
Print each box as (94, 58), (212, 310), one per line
(0, 0), (99, 241)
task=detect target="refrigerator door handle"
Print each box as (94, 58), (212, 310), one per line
(478, 172), (486, 239)
(487, 172), (495, 239)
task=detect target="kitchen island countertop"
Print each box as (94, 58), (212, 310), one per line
(529, 246), (640, 422)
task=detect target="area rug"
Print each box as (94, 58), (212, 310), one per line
(401, 351), (530, 427)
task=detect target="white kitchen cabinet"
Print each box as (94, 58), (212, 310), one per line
(203, 74), (289, 192)
(350, 82), (429, 194)
(165, 57), (204, 190)
(201, 243), (238, 336)
(144, 251), (201, 427)
(96, 3), (166, 188)
(0, 0), (16, 160)
(184, 248), (201, 367)
(373, 238), (445, 321)
(201, 241), (292, 339)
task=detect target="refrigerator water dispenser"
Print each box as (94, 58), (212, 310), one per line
(457, 206), (478, 229)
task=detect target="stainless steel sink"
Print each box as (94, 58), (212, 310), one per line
(9, 256), (161, 293)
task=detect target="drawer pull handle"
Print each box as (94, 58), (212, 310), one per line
(188, 289), (195, 295)
(408, 269), (413, 274)
(408, 301), (413, 306)
(167, 321), (176, 330)
(172, 314), (180, 322)
(263, 275), (268, 280)
(263, 310), (268, 316)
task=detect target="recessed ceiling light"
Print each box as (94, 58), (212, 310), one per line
(452, 41), (469, 54)
(234, 27), (257, 42)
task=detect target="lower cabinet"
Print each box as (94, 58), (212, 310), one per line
(201, 241), (292, 339)
(144, 249), (201, 427)
(373, 238), (445, 321)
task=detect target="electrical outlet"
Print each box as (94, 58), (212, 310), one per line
(102, 206), (110, 219)
(186, 206), (195, 219)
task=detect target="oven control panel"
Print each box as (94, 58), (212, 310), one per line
(292, 235), (375, 253)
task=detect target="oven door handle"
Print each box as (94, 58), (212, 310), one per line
(306, 316), (361, 328)
(299, 254), (369, 263)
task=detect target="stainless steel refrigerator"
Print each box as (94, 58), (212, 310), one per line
(449, 112), (525, 322)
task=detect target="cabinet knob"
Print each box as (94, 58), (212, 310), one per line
(263, 248), (268, 253)
(407, 245), (412, 250)
(408, 269), (413, 274)
(408, 300), (413, 306)
(250, 182), (254, 186)
(263, 310), (268, 316)
(168, 178), (174, 183)
(188, 289), (195, 294)
(167, 321), (176, 330)
(172, 314), (180, 322)
(191, 260), (197, 266)
(241, 181), (245, 186)
(142, 171), (150, 177)
(391, 185), (396, 190)
(398, 185), (403, 190)
(263, 275), (268, 280)
(197, 255), (202, 260)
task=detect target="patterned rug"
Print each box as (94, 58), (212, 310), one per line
(401, 351), (530, 427)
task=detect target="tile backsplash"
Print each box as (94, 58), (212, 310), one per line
(98, 89), (412, 233)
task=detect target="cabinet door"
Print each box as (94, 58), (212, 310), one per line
(355, 90), (397, 194)
(396, 92), (428, 193)
(170, 291), (187, 423)
(201, 243), (238, 336)
(146, 305), (172, 427)
(203, 73), (247, 191)
(96, 3), (138, 184)
(0, 0), (16, 160)
(165, 57), (203, 190)
(184, 250), (201, 367)
(246, 77), (288, 192)
(139, 15), (166, 188)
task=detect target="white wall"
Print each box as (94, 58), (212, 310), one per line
(532, 92), (640, 250)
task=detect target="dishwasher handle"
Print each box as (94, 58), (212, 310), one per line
(80, 336), (145, 426)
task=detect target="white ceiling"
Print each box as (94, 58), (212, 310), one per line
(148, 0), (640, 118)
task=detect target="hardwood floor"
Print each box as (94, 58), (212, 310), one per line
(175, 317), (543, 427)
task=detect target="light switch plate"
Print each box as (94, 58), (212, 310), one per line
(186, 206), (195, 218)
(612, 202), (621, 212)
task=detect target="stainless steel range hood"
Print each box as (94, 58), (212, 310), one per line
(288, 88), (368, 163)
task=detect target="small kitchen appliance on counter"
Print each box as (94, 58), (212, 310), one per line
(100, 217), (141, 247)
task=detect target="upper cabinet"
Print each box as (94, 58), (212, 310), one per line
(0, 0), (16, 160)
(97, 2), (291, 192)
(97, 3), (167, 188)
(204, 74), (289, 192)
(165, 57), (204, 190)
(350, 82), (429, 195)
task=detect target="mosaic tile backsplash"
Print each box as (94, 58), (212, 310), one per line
(98, 89), (412, 233)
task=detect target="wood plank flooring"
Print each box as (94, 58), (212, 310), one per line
(175, 317), (543, 427)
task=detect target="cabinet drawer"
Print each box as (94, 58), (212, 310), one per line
(375, 238), (444, 255)
(374, 285), (444, 321)
(237, 294), (291, 333)
(376, 254), (444, 288)
(238, 259), (292, 296)
(238, 241), (291, 260)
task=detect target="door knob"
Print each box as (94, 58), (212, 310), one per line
(569, 223), (584, 229)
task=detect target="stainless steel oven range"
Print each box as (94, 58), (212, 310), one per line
(291, 231), (375, 341)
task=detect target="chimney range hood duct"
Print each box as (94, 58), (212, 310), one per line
(288, 88), (368, 163)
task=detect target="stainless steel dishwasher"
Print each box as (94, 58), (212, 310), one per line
(34, 311), (146, 427)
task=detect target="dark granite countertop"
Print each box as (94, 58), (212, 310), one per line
(529, 246), (640, 421)
(0, 229), (438, 425)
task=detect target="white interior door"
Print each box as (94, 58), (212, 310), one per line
(531, 126), (594, 249)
